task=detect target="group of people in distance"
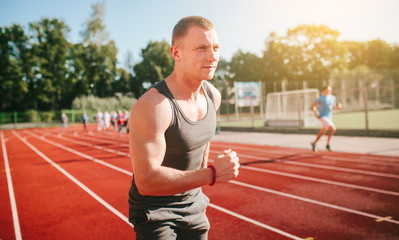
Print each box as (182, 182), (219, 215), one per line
(95, 110), (130, 136)
(62, 110), (130, 136)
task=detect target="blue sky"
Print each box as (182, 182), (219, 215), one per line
(1, 0), (398, 66)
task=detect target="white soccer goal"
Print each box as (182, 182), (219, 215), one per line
(265, 88), (320, 127)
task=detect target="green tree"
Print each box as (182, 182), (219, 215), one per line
(130, 73), (145, 98)
(343, 39), (395, 71)
(80, 1), (118, 98)
(365, 39), (392, 70)
(29, 18), (70, 110)
(212, 58), (231, 99)
(112, 67), (132, 95)
(262, 25), (347, 89)
(229, 49), (263, 83)
(287, 25), (346, 84)
(342, 41), (367, 70)
(0, 24), (32, 111)
(262, 32), (290, 90)
(133, 40), (174, 90)
(64, 43), (91, 104)
(390, 45), (399, 70)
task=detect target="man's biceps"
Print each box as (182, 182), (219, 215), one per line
(132, 152), (160, 173)
(133, 141), (165, 161)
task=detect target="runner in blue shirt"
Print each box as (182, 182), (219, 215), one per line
(311, 86), (342, 152)
(82, 113), (89, 131)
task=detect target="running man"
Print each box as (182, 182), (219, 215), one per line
(128, 16), (240, 239)
(311, 85), (342, 152)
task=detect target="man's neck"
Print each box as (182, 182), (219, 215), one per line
(165, 72), (204, 101)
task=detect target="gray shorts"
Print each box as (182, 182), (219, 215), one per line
(130, 194), (210, 240)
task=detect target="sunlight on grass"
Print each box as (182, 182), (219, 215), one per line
(219, 109), (399, 130)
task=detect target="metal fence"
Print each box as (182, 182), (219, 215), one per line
(218, 83), (399, 131)
(1, 81), (398, 132)
(0, 110), (97, 129)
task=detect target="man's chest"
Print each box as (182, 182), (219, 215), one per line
(176, 95), (208, 122)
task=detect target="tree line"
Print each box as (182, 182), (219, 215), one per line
(1, 2), (399, 112)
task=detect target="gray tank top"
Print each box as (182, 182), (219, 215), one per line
(128, 79), (217, 210)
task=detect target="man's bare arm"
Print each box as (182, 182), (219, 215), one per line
(129, 90), (217, 196)
(312, 102), (319, 118)
(201, 142), (210, 169)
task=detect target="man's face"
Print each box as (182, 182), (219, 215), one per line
(176, 26), (220, 81)
(323, 87), (332, 96)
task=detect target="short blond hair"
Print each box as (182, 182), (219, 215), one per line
(172, 16), (214, 46)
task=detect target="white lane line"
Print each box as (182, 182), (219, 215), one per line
(318, 154), (399, 167)
(34, 132), (399, 197)
(284, 161), (399, 179)
(23, 133), (308, 238)
(211, 142), (399, 165)
(29, 131), (129, 157)
(32, 129), (130, 147)
(208, 203), (304, 240)
(240, 165), (399, 197)
(1, 132), (22, 240)
(41, 131), (399, 197)
(13, 131), (132, 227)
(76, 130), (130, 142)
(23, 131), (131, 176)
(211, 142), (303, 155)
(25, 131), (399, 228)
(72, 134), (129, 147)
(37, 131), (399, 226)
(55, 134), (129, 157)
(68, 132), (130, 147)
(210, 150), (399, 179)
(230, 180), (399, 225)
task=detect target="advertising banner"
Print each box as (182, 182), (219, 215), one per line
(234, 82), (260, 107)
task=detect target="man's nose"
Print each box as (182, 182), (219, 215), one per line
(207, 48), (219, 62)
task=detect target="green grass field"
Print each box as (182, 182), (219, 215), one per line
(219, 109), (399, 130)
(333, 109), (399, 130)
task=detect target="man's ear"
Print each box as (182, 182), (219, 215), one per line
(170, 45), (181, 61)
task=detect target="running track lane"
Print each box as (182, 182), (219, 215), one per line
(210, 142), (399, 191)
(203, 164), (399, 238)
(1, 130), (134, 239)
(28, 127), (399, 238)
(34, 128), (399, 237)
(23, 130), (306, 239)
(0, 132), (21, 240)
(18, 131), (133, 220)
(2, 127), (399, 239)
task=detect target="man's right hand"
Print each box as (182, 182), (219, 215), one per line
(213, 149), (240, 183)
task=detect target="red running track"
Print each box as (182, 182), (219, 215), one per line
(1, 125), (398, 239)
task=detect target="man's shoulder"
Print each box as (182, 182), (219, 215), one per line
(326, 94), (336, 101)
(132, 88), (171, 115)
(315, 95), (324, 102)
(131, 88), (172, 130)
(203, 81), (221, 108)
(204, 81), (220, 95)
(137, 87), (168, 104)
